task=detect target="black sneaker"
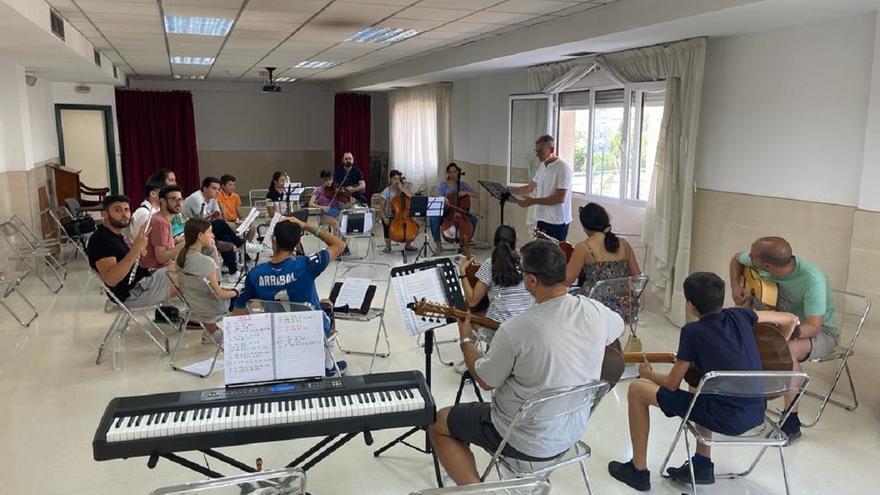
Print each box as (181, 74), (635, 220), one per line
(608, 460), (650, 491)
(666, 460), (715, 485)
(781, 414), (802, 444)
(341, 246), (351, 256)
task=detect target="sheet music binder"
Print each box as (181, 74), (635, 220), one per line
(329, 282), (377, 314)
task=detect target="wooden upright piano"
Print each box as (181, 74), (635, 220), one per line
(48, 164), (109, 212)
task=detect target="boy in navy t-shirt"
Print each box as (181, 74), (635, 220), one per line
(609, 272), (799, 491)
(234, 215), (348, 375)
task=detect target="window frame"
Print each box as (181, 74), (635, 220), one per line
(506, 93), (555, 187)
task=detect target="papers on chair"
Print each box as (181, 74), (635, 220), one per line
(340, 210), (373, 235)
(223, 311), (325, 386)
(261, 212), (282, 249)
(236, 207), (260, 236)
(181, 356), (224, 376)
(335, 277), (371, 311)
(391, 267), (450, 336)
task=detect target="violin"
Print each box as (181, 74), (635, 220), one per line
(388, 194), (418, 243)
(323, 182), (351, 204)
(440, 191), (473, 255)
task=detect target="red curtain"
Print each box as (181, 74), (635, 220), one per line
(334, 93), (371, 194)
(115, 89), (200, 206)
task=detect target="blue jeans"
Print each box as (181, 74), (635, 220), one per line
(536, 221), (569, 242)
(429, 214), (478, 242)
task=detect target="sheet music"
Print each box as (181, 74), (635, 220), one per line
(392, 267), (450, 336)
(235, 207), (260, 236)
(427, 197), (445, 217)
(272, 311), (326, 380)
(336, 277), (371, 310)
(340, 210), (373, 235)
(262, 212), (283, 249)
(180, 356), (224, 376)
(223, 313), (274, 385)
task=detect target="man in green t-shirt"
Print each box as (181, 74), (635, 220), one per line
(729, 236), (837, 442)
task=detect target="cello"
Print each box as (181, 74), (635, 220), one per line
(440, 192), (473, 255)
(388, 194), (418, 243)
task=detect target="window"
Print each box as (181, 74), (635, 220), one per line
(507, 95), (553, 184)
(556, 83), (665, 203)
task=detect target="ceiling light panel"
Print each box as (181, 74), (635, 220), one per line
(274, 77), (296, 82)
(294, 60), (338, 69)
(164, 16), (233, 36)
(170, 56), (215, 65)
(346, 26), (420, 44)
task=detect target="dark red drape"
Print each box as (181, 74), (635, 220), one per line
(334, 93), (371, 195)
(115, 89), (200, 206)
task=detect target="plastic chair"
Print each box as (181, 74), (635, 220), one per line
(481, 380), (610, 494)
(168, 272), (224, 378)
(658, 371), (811, 494)
(410, 477), (551, 495)
(801, 289), (871, 427)
(150, 467), (306, 495)
(0, 270), (38, 326)
(0, 219), (66, 293)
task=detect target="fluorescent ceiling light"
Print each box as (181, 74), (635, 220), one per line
(294, 60), (337, 69)
(274, 77), (296, 82)
(346, 26), (419, 44)
(173, 74), (205, 80)
(170, 56), (215, 65)
(164, 16), (232, 36)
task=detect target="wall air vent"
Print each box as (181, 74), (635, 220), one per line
(50, 9), (65, 41)
(94, 49), (102, 67)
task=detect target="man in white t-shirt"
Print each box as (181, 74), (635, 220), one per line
(430, 239), (624, 485)
(125, 181), (162, 244)
(510, 134), (573, 241)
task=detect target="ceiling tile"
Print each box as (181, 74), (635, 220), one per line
(162, 6), (241, 19)
(380, 17), (447, 31)
(463, 11), (536, 24)
(396, 7), (473, 22)
(227, 29), (290, 41)
(343, 0), (417, 5)
(237, 9), (312, 24)
(165, 0), (243, 7)
(488, 0), (580, 15)
(234, 18), (303, 32)
(247, 0), (328, 13)
(432, 21), (503, 34)
(292, 25), (357, 42)
(417, 0), (500, 9)
(77, 0), (159, 15)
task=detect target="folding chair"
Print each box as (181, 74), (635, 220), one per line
(585, 274), (649, 343)
(338, 206), (378, 261)
(331, 260), (392, 372)
(801, 289), (871, 427)
(481, 380), (610, 494)
(246, 299), (343, 376)
(0, 219), (66, 292)
(47, 206), (93, 263)
(9, 214), (62, 252)
(168, 272), (224, 378)
(151, 467), (307, 495)
(659, 371), (811, 494)
(0, 269), (38, 327)
(410, 477), (551, 495)
(92, 270), (172, 364)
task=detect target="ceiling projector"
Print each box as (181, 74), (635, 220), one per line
(262, 67), (281, 93)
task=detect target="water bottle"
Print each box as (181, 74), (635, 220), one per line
(112, 331), (125, 371)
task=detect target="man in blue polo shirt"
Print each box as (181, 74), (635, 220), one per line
(234, 215), (347, 375)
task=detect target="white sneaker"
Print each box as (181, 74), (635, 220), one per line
(245, 242), (263, 255)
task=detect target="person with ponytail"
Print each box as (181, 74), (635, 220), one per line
(565, 203), (640, 314)
(176, 218), (238, 341)
(459, 225), (535, 346)
(266, 171), (286, 217)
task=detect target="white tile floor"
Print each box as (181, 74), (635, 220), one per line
(1, 239), (879, 494)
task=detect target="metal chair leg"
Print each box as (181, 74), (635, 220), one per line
(803, 358), (859, 427)
(684, 431), (698, 495)
(0, 287), (38, 326)
(779, 446), (791, 495)
(96, 314), (128, 365)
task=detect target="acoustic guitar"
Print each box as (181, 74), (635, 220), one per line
(743, 267), (778, 310)
(533, 229), (574, 262)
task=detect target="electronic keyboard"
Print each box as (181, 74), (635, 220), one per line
(93, 371), (434, 461)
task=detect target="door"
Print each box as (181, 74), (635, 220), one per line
(55, 104), (118, 193)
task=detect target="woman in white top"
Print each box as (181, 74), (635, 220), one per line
(175, 218), (238, 340)
(459, 224), (535, 341)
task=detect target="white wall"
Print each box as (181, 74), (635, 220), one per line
(859, 15), (880, 211)
(696, 14), (876, 206)
(27, 77), (58, 164)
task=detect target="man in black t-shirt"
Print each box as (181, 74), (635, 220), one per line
(87, 194), (174, 307)
(333, 152), (368, 204)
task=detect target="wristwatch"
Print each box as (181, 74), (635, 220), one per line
(460, 337), (477, 346)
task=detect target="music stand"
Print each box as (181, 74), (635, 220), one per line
(412, 196), (444, 263)
(478, 180), (518, 226)
(374, 258), (466, 488)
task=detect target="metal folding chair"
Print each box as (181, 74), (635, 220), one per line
(0, 269), (38, 327)
(801, 289), (871, 427)
(92, 269), (172, 364)
(338, 206), (378, 262)
(150, 467), (307, 495)
(0, 219), (66, 292)
(331, 260), (393, 372)
(659, 371), (811, 494)
(47, 206), (93, 263)
(481, 380), (610, 494)
(168, 272), (224, 378)
(410, 478), (551, 495)
(246, 299), (343, 376)
(585, 274), (648, 340)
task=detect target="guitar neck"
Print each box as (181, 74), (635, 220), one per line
(622, 352), (677, 364)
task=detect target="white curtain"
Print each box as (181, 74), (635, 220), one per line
(596, 37), (707, 326)
(527, 57), (596, 93)
(389, 83), (452, 192)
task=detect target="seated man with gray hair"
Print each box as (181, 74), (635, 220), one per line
(430, 239), (624, 485)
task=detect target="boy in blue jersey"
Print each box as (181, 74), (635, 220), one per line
(233, 215), (348, 375)
(609, 272), (799, 491)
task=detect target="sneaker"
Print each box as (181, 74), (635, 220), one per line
(325, 360), (348, 377)
(666, 460), (715, 485)
(341, 246), (351, 256)
(608, 460), (650, 491)
(781, 414), (802, 444)
(202, 329), (223, 345)
(245, 242), (262, 255)
(453, 360), (468, 375)
(381, 246), (392, 254)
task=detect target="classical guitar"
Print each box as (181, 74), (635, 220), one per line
(743, 267), (778, 310)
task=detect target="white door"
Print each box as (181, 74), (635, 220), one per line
(59, 108), (110, 190)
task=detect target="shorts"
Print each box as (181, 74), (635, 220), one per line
(126, 268), (172, 309)
(321, 204), (341, 219)
(807, 326), (839, 361)
(446, 402), (559, 462)
(656, 388), (764, 437)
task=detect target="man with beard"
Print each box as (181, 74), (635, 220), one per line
(333, 152), (368, 204)
(139, 185), (185, 270)
(88, 195), (175, 307)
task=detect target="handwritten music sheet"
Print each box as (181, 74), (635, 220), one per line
(223, 313), (274, 385)
(392, 267), (450, 336)
(336, 277), (371, 310)
(235, 207), (260, 236)
(273, 311), (325, 380)
(261, 212), (283, 249)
